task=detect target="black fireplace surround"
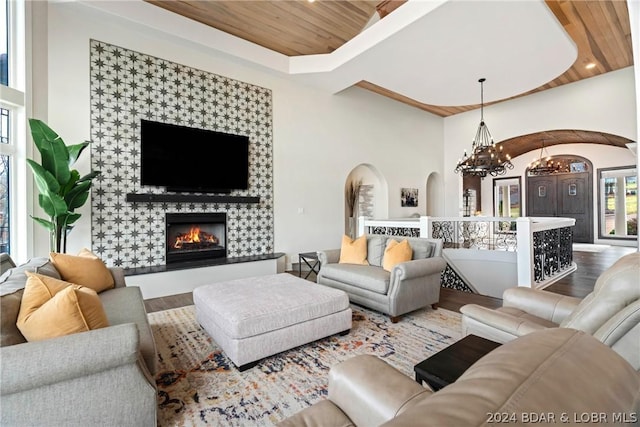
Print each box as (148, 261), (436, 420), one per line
(166, 213), (227, 263)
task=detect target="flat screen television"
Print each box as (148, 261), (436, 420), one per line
(140, 119), (249, 193)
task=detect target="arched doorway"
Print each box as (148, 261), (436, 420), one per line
(344, 164), (388, 237)
(526, 155), (594, 243)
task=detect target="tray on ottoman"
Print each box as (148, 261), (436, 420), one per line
(193, 273), (352, 371)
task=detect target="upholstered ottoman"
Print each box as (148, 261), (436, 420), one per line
(193, 273), (352, 371)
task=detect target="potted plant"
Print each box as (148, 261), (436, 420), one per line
(26, 119), (100, 253)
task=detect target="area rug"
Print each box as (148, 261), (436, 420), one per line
(149, 304), (461, 426)
(573, 243), (610, 252)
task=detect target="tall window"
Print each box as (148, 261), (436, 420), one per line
(0, 0), (7, 86)
(598, 167), (638, 239)
(0, 108), (10, 252)
(493, 177), (521, 218)
(0, 0), (26, 258)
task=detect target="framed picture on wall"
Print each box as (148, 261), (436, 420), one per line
(401, 188), (418, 207)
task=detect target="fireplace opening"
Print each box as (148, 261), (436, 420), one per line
(166, 213), (227, 263)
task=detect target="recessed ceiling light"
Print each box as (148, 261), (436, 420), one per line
(585, 63), (596, 69)
(308, 0), (315, 2)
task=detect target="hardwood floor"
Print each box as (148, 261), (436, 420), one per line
(143, 245), (637, 314)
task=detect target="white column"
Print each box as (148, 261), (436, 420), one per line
(614, 177), (628, 236)
(501, 185), (510, 217)
(357, 216), (367, 237)
(419, 216), (430, 238)
(516, 217), (534, 287)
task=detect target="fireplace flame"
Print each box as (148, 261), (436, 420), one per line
(174, 226), (218, 249)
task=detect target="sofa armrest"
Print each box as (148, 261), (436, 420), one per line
(109, 266), (127, 288)
(1, 323), (141, 395)
(393, 257), (447, 281)
(460, 304), (551, 337)
(328, 355), (431, 427)
(503, 287), (581, 323)
(318, 249), (340, 266)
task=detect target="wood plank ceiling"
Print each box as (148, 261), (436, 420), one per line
(144, 0), (379, 56)
(145, 0), (633, 118)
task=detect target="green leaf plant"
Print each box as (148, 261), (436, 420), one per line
(26, 119), (101, 253)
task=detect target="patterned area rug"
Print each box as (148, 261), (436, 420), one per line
(149, 304), (461, 426)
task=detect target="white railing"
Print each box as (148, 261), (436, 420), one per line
(358, 216), (576, 289)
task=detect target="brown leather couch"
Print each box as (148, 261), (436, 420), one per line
(460, 251), (640, 369)
(277, 328), (640, 426)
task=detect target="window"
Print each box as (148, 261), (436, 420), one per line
(493, 177), (521, 218)
(0, 0), (7, 86)
(598, 167), (638, 239)
(0, 108), (9, 252)
(0, 0), (26, 259)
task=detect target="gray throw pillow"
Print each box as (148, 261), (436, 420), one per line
(406, 238), (435, 260)
(0, 257), (62, 347)
(0, 257), (60, 297)
(366, 235), (387, 267)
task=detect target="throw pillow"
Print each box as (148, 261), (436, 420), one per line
(382, 239), (413, 272)
(50, 248), (114, 293)
(16, 272), (109, 342)
(338, 235), (369, 265)
(0, 257), (61, 346)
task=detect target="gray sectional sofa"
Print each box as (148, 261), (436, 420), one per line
(318, 235), (446, 322)
(0, 256), (157, 426)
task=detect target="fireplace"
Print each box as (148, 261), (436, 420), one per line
(166, 213), (227, 263)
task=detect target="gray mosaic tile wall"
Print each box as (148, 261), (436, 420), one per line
(89, 40), (274, 268)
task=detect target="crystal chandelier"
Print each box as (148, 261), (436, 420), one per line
(527, 139), (562, 175)
(454, 78), (513, 178)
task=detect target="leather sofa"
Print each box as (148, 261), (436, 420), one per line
(460, 251), (640, 369)
(317, 235), (446, 322)
(0, 256), (157, 426)
(278, 328), (640, 426)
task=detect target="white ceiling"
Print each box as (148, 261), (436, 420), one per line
(83, 0), (577, 106)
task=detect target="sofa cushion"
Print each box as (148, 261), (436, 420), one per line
(405, 237), (435, 260)
(339, 235), (369, 265)
(321, 263), (391, 295)
(382, 239), (413, 272)
(0, 257), (60, 347)
(100, 286), (158, 375)
(560, 252), (640, 334)
(17, 273), (109, 342)
(50, 249), (115, 293)
(366, 235), (387, 267)
(0, 257), (60, 297)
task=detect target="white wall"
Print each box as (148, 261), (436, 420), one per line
(33, 2), (443, 268)
(443, 67), (638, 217)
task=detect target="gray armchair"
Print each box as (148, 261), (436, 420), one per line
(461, 251), (640, 369)
(317, 235), (446, 322)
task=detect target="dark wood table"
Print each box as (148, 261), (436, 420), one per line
(298, 252), (320, 279)
(414, 334), (501, 391)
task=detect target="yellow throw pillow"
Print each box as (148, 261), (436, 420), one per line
(382, 239), (413, 272)
(338, 235), (369, 265)
(17, 272), (109, 342)
(50, 248), (114, 293)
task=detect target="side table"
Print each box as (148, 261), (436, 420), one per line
(414, 334), (501, 391)
(298, 252), (320, 279)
